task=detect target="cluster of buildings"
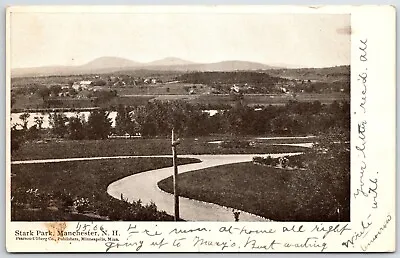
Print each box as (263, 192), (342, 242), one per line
(108, 75), (162, 86)
(67, 75), (164, 91)
(72, 80), (93, 91)
(228, 84), (256, 94)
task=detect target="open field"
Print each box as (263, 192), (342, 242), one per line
(11, 137), (312, 161)
(11, 157), (199, 221)
(158, 161), (350, 222)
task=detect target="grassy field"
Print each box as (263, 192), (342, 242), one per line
(106, 95), (155, 107)
(12, 137), (311, 161)
(11, 157), (199, 221)
(12, 95), (46, 110)
(158, 161), (350, 222)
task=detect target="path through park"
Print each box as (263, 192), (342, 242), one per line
(11, 152), (302, 222)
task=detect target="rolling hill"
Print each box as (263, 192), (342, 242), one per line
(11, 57), (279, 77)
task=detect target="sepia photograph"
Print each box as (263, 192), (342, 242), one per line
(9, 10), (351, 224)
(6, 5), (397, 253)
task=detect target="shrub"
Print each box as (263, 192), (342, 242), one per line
(253, 155), (305, 168)
(253, 155), (279, 166)
(74, 197), (91, 213)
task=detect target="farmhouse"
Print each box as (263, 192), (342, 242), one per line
(72, 80), (93, 91)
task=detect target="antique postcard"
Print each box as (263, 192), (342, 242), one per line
(5, 5), (396, 252)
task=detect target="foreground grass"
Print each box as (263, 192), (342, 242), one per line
(12, 137), (310, 161)
(158, 161), (350, 222)
(11, 157), (200, 221)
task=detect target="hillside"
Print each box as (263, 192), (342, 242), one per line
(82, 56), (141, 69)
(145, 57), (195, 66)
(264, 65), (350, 83)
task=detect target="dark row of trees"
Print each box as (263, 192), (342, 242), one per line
(11, 110), (113, 152)
(49, 111), (112, 140)
(101, 100), (349, 138)
(113, 100), (350, 138)
(11, 100), (350, 153)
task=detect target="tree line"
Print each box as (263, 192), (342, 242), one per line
(117, 100), (349, 138)
(11, 100), (349, 153)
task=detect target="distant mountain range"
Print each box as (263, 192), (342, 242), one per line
(11, 57), (283, 77)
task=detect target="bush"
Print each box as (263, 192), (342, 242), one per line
(100, 197), (174, 221)
(252, 155), (279, 166)
(253, 155), (305, 168)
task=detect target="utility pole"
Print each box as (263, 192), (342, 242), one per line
(171, 128), (180, 221)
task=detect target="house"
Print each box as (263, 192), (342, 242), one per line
(72, 80), (93, 91)
(144, 78), (161, 84)
(280, 87), (288, 93)
(58, 92), (69, 97)
(231, 85), (240, 93)
(72, 83), (80, 91)
(80, 81), (93, 89)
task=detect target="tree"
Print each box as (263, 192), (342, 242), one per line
(225, 103), (250, 135)
(19, 112), (30, 131)
(115, 105), (133, 135)
(93, 90), (117, 106)
(34, 116), (44, 129)
(49, 113), (68, 138)
(11, 125), (24, 153)
(68, 88), (78, 97)
(50, 85), (62, 96)
(37, 87), (51, 101)
(132, 106), (155, 137)
(93, 80), (107, 86)
(86, 110), (112, 139)
(68, 115), (86, 140)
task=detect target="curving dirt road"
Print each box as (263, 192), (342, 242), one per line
(107, 153), (302, 222)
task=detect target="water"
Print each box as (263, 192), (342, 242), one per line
(10, 111), (118, 129)
(10, 110), (219, 129)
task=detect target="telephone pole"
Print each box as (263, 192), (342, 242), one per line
(171, 128), (180, 221)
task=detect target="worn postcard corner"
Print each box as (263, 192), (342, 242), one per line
(5, 5), (396, 253)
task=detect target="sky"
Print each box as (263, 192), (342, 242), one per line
(10, 12), (350, 68)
